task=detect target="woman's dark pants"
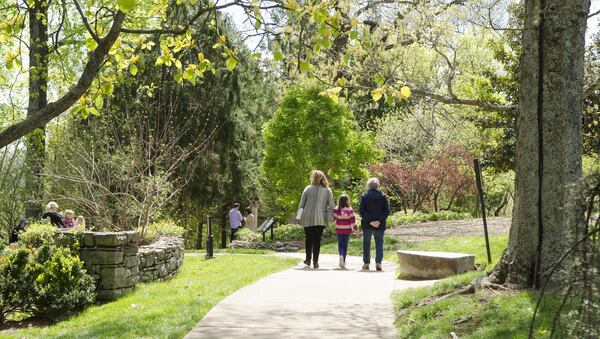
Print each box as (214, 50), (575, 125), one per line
(304, 226), (325, 264)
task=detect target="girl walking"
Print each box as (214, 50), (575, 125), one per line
(333, 194), (358, 269)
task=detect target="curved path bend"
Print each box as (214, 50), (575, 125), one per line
(185, 253), (436, 339)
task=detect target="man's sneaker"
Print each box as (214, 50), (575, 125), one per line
(376, 263), (382, 271)
(303, 260), (310, 266)
(362, 263), (369, 270)
(313, 262), (319, 269)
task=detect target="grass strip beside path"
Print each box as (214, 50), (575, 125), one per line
(2, 255), (298, 338)
(393, 274), (568, 338)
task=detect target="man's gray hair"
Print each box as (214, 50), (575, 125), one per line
(367, 177), (380, 189)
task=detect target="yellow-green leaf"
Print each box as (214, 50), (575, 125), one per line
(95, 96), (104, 110)
(400, 86), (411, 98)
(226, 57), (238, 71)
(117, 0), (136, 12)
(300, 60), (310, 73)
(371, 88), (383, 102)
(273, 50), (284, 62)
(130, 64), (138, 75)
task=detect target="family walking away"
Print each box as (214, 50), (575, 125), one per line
(297, 170), (390, 271)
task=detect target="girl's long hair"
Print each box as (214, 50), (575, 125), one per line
(337, 194), (350, 210)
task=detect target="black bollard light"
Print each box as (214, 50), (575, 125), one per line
(205, 215), (214, 259)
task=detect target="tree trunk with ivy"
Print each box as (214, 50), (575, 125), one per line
(24, 0), (49, 218)
(489, 0), (589, 287)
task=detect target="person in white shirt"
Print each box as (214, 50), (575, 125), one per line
(228, 203), (244, 241)
(244, 207), (257, 232)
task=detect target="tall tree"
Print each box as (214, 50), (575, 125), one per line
(489, 0), (590, 287)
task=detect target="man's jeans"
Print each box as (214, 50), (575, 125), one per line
(362, 227), (385, 264)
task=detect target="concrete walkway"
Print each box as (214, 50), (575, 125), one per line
(185, 253), (436, 339)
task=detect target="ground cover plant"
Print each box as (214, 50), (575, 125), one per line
(393, 273), (569, 338)
(1, 255), (298, 338)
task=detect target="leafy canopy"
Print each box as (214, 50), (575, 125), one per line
(261, 83), (380, 215)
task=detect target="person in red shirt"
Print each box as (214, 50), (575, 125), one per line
(333, 194), (358, 269)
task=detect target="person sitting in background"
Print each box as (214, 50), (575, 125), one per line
(75, 215), (86, 229)
(9, 218), (28, 243)
(63, 210), (75, 228)
(245, 207), (257, 232)
(41, 201), (65, 228)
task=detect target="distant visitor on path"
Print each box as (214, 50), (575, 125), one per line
(359, 177), (390, 271)
(228, 203), (244, 241)
(42, 201), (65, 228)
(296, 170), (334, 269)
(244, 207), (257, 232)
(333, 194), (358, 269)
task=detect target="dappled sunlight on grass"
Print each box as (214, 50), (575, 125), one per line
(2, 255), (298, 338)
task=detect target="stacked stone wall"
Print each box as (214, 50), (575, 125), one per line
(60, 231), (184, 301)
(138, 237), (184, 282)
(76, 231), (140, 300)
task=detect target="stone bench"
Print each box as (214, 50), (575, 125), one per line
(397, 250), (475, 279)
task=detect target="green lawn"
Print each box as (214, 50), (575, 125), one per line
(2, 255), (297, 338)
(393, 273), (568, 338)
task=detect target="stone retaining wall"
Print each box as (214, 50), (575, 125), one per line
(59, 231), (184, 301)
(138, 237), (185, 282)
(76, 231), (140, 301)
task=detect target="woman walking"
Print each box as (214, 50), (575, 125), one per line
(359, 177), (390, 271)
(297, 170), (335, 269)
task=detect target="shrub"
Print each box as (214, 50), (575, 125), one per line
(273, 224), (305, 241)
(274, 224), (336, 242)
(237, 228), (262, 243)
(32, 247), (96, 316)
(0, 232), (95, 322)
(0, 246), (95, 322)
(141, 220), (185, 245)
(0, 247), (36, 323)
(19, 223), (56, 248)
(387, 211), (472, 226)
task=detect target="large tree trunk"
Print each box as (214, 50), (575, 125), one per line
(24, 0), (49, 218)
(489, 0), (589, 287)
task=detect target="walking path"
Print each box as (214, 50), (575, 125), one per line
(185, 253), (436, 339)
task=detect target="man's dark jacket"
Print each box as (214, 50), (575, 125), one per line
(359, 189), (391, 231)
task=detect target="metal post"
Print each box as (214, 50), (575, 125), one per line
(196, 220), (203, 250)
(270, 220), (274, 241)
(473, 158), (492, 264)
(205, 215), (214, 259)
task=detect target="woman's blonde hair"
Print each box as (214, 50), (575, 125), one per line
(45, 201), (59, 212)
(64, 209), (75, 217)
(310, 170), (329, 187)
(75, 215), (86, 228)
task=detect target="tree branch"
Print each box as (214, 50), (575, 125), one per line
(73, 0), (100, 42)
(121, 1), (282, 34)
(408, 84), (516, 112)
(0, 11), (126, 149)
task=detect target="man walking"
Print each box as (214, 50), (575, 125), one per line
(228, 203), (244, 242)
